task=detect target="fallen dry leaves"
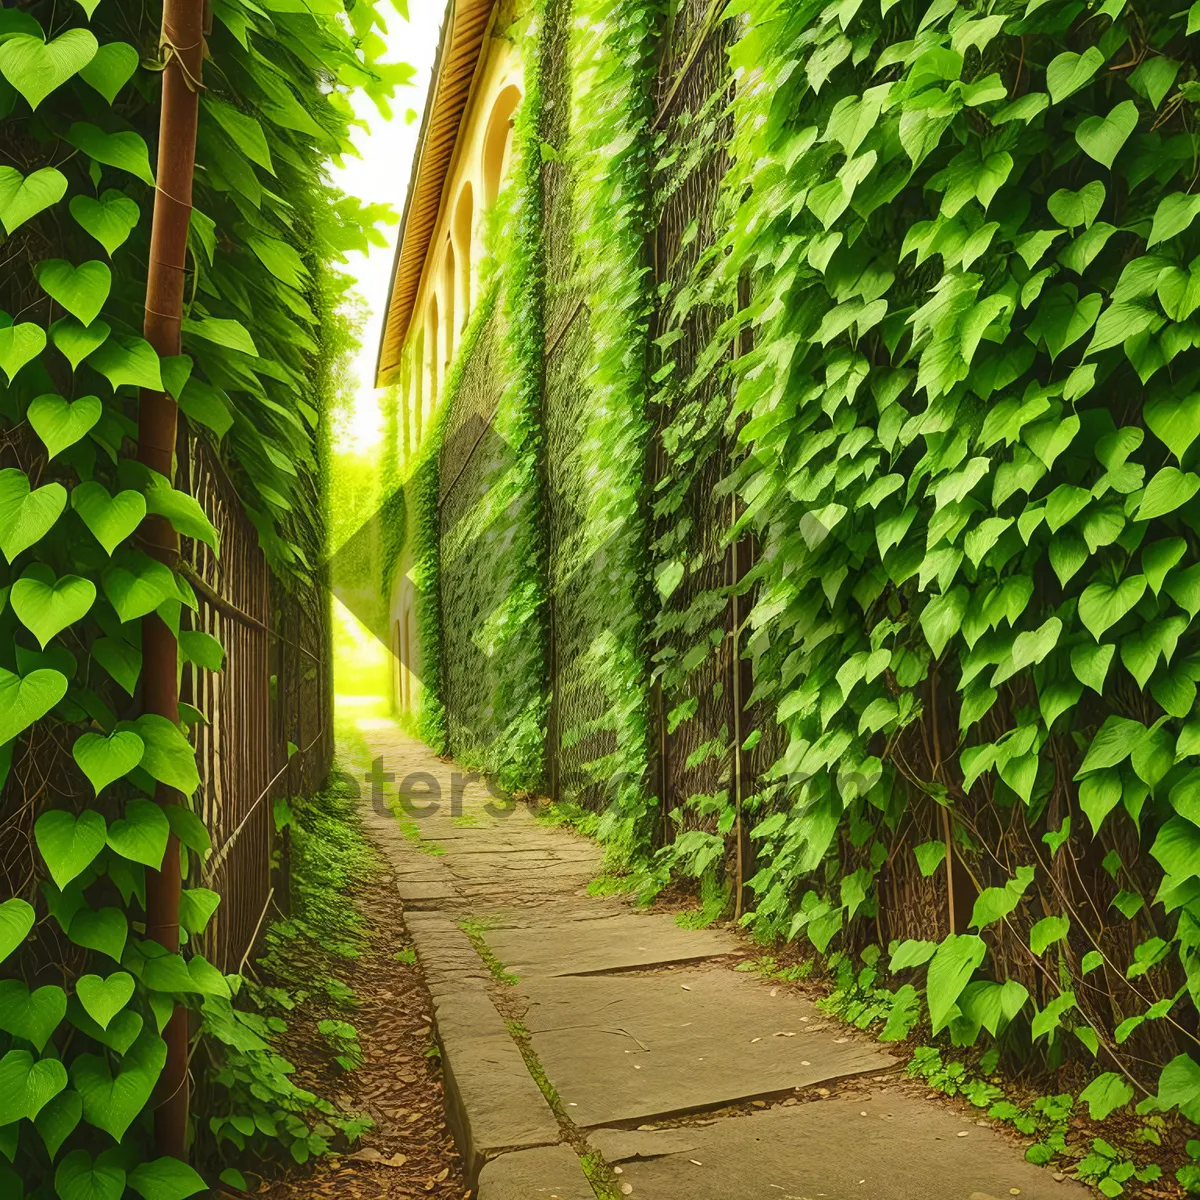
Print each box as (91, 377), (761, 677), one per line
(251, 874), (470, 1200)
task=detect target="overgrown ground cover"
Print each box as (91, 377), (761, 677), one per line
(240, 760), (467, 1199)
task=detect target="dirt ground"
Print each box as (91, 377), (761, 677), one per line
(233, 868), (469, 1200)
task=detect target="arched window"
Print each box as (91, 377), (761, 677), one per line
(452, 184), (473, 330)
(481, 85), (522, 209)
(426, 295), (440, 409)
(441, 241), (456, 371)
(412, 328), (424, 446)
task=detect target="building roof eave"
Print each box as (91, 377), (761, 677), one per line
(374, 0), (498, 388)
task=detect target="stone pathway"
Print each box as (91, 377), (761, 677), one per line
(355, 718), (1089, 1200)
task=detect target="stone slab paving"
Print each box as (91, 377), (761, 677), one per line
(591, 1091), (1084, 1199)
(522, 967), (894, 1127)
(355, 720), (1090, 1199)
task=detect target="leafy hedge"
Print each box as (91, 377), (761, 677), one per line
(661, 0), (1200, 1120)
(0, 0), (399, 1188)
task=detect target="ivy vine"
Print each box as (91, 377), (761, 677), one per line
(0, 0), (401, 1191)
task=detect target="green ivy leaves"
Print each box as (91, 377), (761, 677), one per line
(35, 810), (107, 889)
(11, 564), (97, 647)
(65, 123), (154, 186)
(78, 42), (138, 105)
(1046, 47), (1105, 105)
(0, 167), (67, 234)
(75, 973), (135, 1030)
(0, 469), (66, 560)
(0, 321), (46, 383)
(0, 900), (36, 965)
(72, 483), (146, 555)
(0, 981), (67, 1052)
(927, 934), (987, 1033)
(0, 1049), (68, 1125)
(1074, 101), (1138, 169)
(0, 29), (97, 110)
(71, 1029), (166, 1141)
(35, 260), (112, 326)
(69, 191), (140, 255)
(73, 730), (144, 794)
(0, 668), (68, 744)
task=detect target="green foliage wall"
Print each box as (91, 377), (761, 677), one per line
(0, 0), (399, 1188)
(411, 0), (1200, 1127)
(658, 0), (1200, 1120)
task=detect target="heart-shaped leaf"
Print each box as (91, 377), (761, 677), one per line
(1149, 192), (1200, 248)
(179, 888), (220, 936)
(0, 469), (66, 561)
(1046, 46), (1105, 105)
(1137, 467), (1200, 522)
(67, 906), (127, 962)
(87, 335), (162, 391)
(0, 322), (46, 383)
(65, 123), (154, 186)
(51, 318), (111, 369)
(78, 41), (137, 105)
(0, 29), (97, 110)
(75, 1005), (143, 1057)
(128, 1157), (207, 1200)
(70, 1028), (165, 1142)
(75, 972), (134, 1031)
(1079, 575), (1147, 640)
(0, 899), (34, 966)
(34, 810), (107, 890)
(1047, 180), (1105, 229)
(27, 393), (102, 460)
(1075, 100), (1138, 169)
(0, 980), (67, 1051)
(69, 190), (139, 256)
(102, 549), (177, 621)
(0, 1049), (67, 1125)
(11, 565), (97, 648)
(91, 636), (141, 694)
(35, 260), (111, 327)
(55, 1149), (125, 1200)
(107, 797), (171, 868)
(133, 715), (200, 796)
(75, 0), (103, 16)
(1145, 393), (1200, 462)
(0, 668), (68, 744)
(35, 1088), (82, 1158)
(72, 482), (146, 556)
(0, 166), (66, 234)
(73, 729), (143, 794)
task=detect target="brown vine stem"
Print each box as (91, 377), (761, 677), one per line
(137, 0), (206, 1163)
(929, 667), (956, 935)
(951, 851), (1151, 1099)
(956, 803), (1199, 1064)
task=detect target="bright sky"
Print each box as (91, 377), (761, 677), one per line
(333, 0), (444, 456)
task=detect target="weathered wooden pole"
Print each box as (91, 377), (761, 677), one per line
(138, 0), (206, 1161)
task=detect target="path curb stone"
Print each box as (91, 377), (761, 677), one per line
(475, 1145), (593, 1200)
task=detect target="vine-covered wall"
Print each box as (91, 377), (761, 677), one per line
(400, 0), (1200, 1137)
(0, 0), (398, 1186)
(407, 0), (550, 790)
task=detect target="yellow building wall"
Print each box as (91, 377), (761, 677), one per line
(401, 30), (523, 466)
(388, 25), (524, 718)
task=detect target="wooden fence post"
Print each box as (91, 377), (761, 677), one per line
(138, 0), (207, 1161)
